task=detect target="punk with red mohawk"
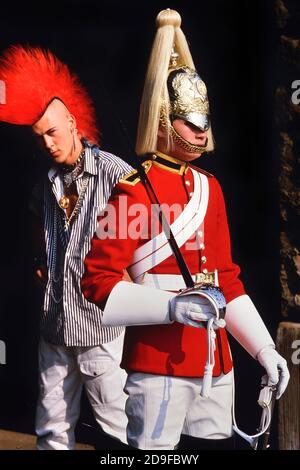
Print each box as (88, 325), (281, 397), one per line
(0, 45), (99, 144)
(0, 44), (132, 450)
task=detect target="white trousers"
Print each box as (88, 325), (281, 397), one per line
(124, 370), (233, 450)
(36, 333), (127, 450)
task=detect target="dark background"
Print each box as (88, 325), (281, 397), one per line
(0, 0), (288, 449)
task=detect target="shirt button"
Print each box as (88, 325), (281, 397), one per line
(185, 180), (191, 186)
(201, 256), (207, 263)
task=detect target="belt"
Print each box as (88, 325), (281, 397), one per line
(135, 271), (219, 291)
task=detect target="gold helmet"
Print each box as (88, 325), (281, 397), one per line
(136, 9), (214, 156)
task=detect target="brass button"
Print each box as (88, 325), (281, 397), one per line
(185, 180), (191, 186)
(199, 243), (205, 250)
(202, 268), (208, 274)
(201, 256), (207, 263)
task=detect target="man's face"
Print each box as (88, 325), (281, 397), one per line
(32, 99), (76, 165)
(157, 118), (208, 162)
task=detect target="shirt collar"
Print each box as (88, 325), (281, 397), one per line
(48, 166), (58, 182)
(83, 141), (98, 176)
(47, 140), (99, 182)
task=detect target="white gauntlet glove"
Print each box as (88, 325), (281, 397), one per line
(225, 295), (290, 400)
(257, 346), (290, 399)
(169, 294), (226, 329)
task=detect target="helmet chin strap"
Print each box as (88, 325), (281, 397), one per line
(170, 124), (208, 153)
(159, 107), (208, 154)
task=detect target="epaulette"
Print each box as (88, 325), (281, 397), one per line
(119, 160), (152, 186)
(189, 163), (214, 178)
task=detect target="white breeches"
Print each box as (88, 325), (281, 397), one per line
(124, 370), (233, 450)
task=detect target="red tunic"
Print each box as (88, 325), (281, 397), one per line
(81, 155), (245, 377)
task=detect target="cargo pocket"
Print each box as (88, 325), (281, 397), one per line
(79, 359), (124, 404)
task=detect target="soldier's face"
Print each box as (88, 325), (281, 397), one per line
(157, 118), (207, 162)
(32, 99), (76, 165)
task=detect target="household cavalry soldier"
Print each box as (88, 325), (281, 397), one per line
(81, 9), (290, 450)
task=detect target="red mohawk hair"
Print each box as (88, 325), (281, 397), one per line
(0, 45), (100, 144)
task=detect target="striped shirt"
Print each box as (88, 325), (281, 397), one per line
(38, 141), (132, 346)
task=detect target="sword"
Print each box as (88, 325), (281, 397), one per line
(232, 371), (279, 450)
(252, 380), (278, 450)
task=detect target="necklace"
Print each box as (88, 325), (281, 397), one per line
(59, 195), (70, 210)
(50, 176), (89, 302)
(50, 204), (63, 303)
(58, 150), (85, 209)
(64, 174), (89, 230)
(62, 150), (85, 187)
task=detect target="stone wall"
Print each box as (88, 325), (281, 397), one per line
(275, 0), (300, 450)
(275, 0), (300, 319)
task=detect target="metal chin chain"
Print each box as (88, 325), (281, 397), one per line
(170, 121), (208, 153)
(159, 107), (208, 154)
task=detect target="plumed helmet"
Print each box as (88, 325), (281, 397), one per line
(136, 9), (214, 156)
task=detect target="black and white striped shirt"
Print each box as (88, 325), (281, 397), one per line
(40, 142), (132, 346)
